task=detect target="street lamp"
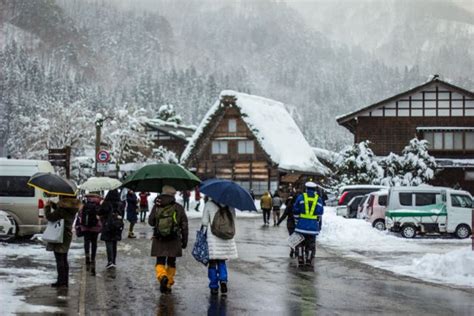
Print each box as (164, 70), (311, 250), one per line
(95, 114), (113, 176)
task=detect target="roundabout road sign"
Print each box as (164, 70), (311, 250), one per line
(97, 150), (110, 163)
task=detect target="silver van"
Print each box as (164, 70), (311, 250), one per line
(0, 159), (55, 237)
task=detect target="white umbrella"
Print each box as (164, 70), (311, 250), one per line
(80, 177), (122, 192)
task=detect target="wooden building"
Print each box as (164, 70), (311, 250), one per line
(337, 76), (474, 193)
(143, 119), (196, 157)
(181, 91), (328, 195)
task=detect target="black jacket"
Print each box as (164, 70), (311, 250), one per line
(277, 196), (296, 230)
(99, 198), (124, 242)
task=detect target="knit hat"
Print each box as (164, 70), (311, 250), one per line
(162, 185), (177, 196)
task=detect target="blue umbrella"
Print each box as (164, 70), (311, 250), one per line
(200, 179), (257, 211)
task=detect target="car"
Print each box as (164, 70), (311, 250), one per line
(0, 210), (17, 240)
(346, 195), (365, 218)
(336, 185), (387, 216)
(385, 186), (473, 238)
(366, 190), (388, 230)
(0, 159), (55, 237)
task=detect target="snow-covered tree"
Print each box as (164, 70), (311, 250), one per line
(103, 105), (152, 166)
(379, 138), (436, 186)
(150, 146), (178, 164)
(71, 156), (95, 184)
(157, 104), (182, 124)
(336, 141), (383, 185)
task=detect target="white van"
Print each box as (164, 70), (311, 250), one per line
(0, 159), (55, 237)
(385, 186), (473, 238)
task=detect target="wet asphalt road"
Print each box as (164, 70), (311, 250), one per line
(64, 217), (474, 316)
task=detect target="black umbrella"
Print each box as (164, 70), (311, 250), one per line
(27, 172), (78, 197)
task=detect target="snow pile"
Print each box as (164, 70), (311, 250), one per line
(182, 90), (328, 175)
(0, 242), (82, 314)
(319, 207), (472, 287)
(393, 248), (474, 287)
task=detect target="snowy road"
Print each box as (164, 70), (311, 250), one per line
(1, 213), (474, 315)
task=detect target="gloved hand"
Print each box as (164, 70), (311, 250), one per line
(181, 241), (187, 249)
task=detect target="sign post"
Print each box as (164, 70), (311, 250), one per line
(48, 146), (71, 179)
(96, 150), (111, 176)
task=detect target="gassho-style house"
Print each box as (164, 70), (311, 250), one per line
(181, 90), (328, 195)
(337, 76), (474, 194)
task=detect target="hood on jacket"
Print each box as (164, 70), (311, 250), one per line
(158, 194), (176, 206)
(58, 197), (81, 211)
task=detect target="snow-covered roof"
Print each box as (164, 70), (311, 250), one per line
(181, 90), (328, 175)
(143, 119), (196, 140)
(312, 147), (341, 164)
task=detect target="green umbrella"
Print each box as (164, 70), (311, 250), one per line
(122, 163), (200, 193)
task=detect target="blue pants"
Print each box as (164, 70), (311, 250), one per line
(208, 260), (227, 289)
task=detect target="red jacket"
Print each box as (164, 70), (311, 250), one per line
(195, 187), (201, 200)
(139, 192), (150, 206)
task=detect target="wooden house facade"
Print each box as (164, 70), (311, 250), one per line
(337, 76), (474, 193)
(143, 120), (195, 157)
(181, 91), (327, 195)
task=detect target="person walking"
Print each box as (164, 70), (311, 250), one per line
(126, 190), (139, 238)
(277, 192), (296, 257)
(77, 193), (102, 276)
(260, 191), (272, 226)
(272, 191), (283, 226)
(292, 182), (324, 267)
(181, 190), (190, 211)
(139, 192), (150, 223)
(149, 185), (188, 294)
(201, 198), (238, 295)
(45, 195), (80, 288)
(194, 186), (201, 212)
(99, 189), (124, 269)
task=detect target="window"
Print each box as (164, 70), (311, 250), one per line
(238, 141), (254, 154)
(212, 141), (228, 154)
(451, 194), (473, 208)
(399, 193), (412, 206)
(454, 132), (463, 150)
(424, 132), (434, 149)
(415, 193), (440, 206)
(444, 132), (454, 150)
(0, 176), (35, 197)
(378, 195), (387, 206)
(228, 119), (237, 132)
(433, 133), (443, 149)
(466, 132), (474, 150)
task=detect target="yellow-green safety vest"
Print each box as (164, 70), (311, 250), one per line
(300, 193), (319, 220)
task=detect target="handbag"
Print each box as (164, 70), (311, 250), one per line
(287, 232), (304, 249)
(42, 219), (65, 243)
(192, 228), (209, 266)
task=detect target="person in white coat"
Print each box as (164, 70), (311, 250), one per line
(201, 198), (238, 295)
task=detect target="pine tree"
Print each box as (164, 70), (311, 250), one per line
(336, 141), (383, 185)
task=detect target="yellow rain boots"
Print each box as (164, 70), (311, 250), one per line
(166, 267), (176, 289)
(155, 264), (167, 282)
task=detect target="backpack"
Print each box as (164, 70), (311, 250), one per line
(81, 201), (99, 228)
(211, 203), (235, 240)
(107, 211), (124, 232)
(154, 204), (179, 240)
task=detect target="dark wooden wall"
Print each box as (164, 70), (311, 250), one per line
(355, 116), (474, 158)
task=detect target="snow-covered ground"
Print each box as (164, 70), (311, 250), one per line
(0, 241), (82, 315)
(319, 207), (474, 287)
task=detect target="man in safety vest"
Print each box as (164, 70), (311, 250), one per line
(292, 181), (324, 267)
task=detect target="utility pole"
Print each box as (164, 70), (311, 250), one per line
(95, 114), (111, 176)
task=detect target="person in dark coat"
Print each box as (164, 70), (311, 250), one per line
(76, 193), (102, 276)
(99, 189), (124, 269)
(148, 185), (188, 294)
(277, 193), (296, 258)
(126, 190), (138, 238)
(45, 196), (81, 288)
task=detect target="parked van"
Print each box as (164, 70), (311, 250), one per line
(0, 159), (54, 237)
(385, 186), (473, 238)
(366, 190), (388, 230)
(336, 185), (387, 217)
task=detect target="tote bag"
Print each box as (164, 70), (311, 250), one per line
(192, 228), (209, 266)
(42, 219), (65, 244)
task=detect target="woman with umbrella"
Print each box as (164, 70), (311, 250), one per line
(149, 185), (188, 294)
(199, 179), (256, 295)
(27, 172), (80, 288)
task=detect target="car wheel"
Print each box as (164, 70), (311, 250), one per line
(373, 219), (386, 231)
(455, 224), (471, 239)
(400, 224), (417, 238)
